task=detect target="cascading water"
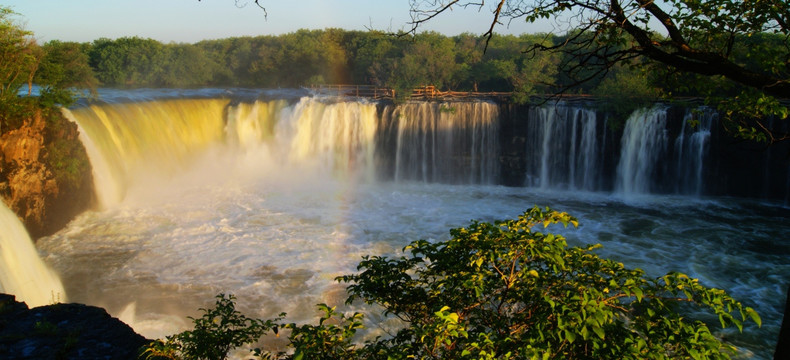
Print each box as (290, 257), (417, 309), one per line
(35, 90), (790, 359)
(0, 201), (66, 307)
(66, 99), (231, 208)
(616, 106), (669, 196)
(523, 104), (601, 191)
(674, 108), (715, 195)
(380, 101), (499, 184)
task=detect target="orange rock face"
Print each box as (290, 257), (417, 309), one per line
(0, 110), (93, 239)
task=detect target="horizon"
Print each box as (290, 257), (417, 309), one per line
(4, 0), (559, 44)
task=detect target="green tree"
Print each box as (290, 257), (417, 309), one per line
(592, 63), (661, 125)
(0, 6), (40, 128)
(88, 37), (168, 87)
(158, 43), (215, 87)
(34, 40), (98, 107)
(348, 31), (402, 87)
(407, 0), (790, 143)
(339, 206), (760, 359)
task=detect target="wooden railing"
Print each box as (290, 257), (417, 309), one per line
(310, 85), (395, 99)
(311, 84), (512, 100)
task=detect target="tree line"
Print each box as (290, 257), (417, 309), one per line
(2, 5), (787, 141)
(25, 29), (789, 99)
(81, 30), (565, 95)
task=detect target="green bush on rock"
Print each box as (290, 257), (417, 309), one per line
(142, 206), (760, 360)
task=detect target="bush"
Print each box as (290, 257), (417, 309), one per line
(143, 207), (761, 360)
(141, 294), (281, 360)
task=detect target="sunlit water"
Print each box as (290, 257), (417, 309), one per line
(0, 201), (66, 307)
(32, 90), (790, 359)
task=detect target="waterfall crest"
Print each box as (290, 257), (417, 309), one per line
(381, 101), (500, 184)
(0, 201), (66, 307)
(674, 108), (715, 195)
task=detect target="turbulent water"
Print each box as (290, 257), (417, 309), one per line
(29, 89), (789, 358)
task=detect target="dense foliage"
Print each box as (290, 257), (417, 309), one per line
(143, 207), (761, 360)
(77, 30), (567, 96)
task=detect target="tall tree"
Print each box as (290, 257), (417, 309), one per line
(0, 7), (38, 100)
(34, 40), (98, 107)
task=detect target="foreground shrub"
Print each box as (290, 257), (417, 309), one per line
(141, 294), (281, 360)
(143, 206), (760, 360)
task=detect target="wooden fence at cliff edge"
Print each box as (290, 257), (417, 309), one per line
(310, 84), (513, 100)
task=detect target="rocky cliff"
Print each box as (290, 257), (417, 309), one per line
(0, 108), (94, 239)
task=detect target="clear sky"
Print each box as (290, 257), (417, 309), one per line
(3, 0), (554, 44)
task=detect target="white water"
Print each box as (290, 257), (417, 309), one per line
(384, 101), (499, 184)
(30, 93), (789, 358)
(674, 108), (715, 195)
(524, 105), (600, 190)
(616, 106), (669, 196)
(0, 201), (66, 307)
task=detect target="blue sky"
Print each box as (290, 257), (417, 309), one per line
(4, 0), (552, 43)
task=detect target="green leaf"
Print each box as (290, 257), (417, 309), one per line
(592, 326), (605, 339)
(565, 329), (576, 343)
(633, 287), (643, 302)
(746, 307), (762, 327)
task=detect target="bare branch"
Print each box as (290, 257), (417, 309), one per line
(482, 1), (507, 51)
(199, 0), (267, 19)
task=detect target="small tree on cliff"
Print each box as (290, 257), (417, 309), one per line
(0, 6), (40, 130)
(0, 7), (97, 131)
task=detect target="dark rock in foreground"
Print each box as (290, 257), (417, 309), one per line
(0, 294), (146, 360)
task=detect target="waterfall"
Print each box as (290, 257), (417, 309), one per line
(225, 99), (288, 149)
(66, 93), (785, 201)
(524, 104), (600, 191)
(381, 101), (500, 184)
(65, 99), (230, 208)
(616, 106), (669, 195)
(0, 201), (66, 307)
(275, 98), (379, 181)
(674, 108), (715, 195)
(68, 97), (384, 206)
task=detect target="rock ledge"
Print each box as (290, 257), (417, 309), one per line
(0, 294), (147, 360)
